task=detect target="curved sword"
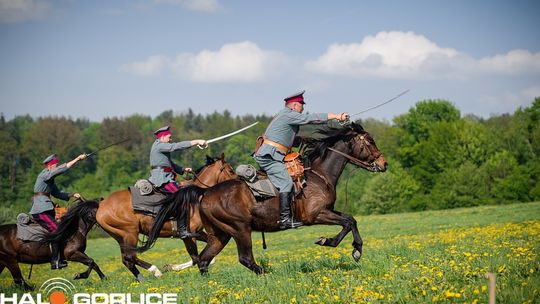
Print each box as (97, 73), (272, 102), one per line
(198, 122), (259, 149)
(350, 89), (410, 118)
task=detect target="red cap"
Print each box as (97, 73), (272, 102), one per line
(284, 90), (306, 104)
(155, 129), (171, 139)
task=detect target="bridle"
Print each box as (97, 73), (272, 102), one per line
(327, 134), (382, 172)
(190, 160), (233, 188)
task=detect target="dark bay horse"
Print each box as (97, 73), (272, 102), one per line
(140, 123), (387, 274)
(94, 155), (236, 281)
(0, 200), (105, 290)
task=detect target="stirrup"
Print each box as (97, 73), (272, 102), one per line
(279, 219), (303, 230)
(51, 260), (67, 270)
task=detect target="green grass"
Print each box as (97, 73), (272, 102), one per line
(1, 202), (539, 303)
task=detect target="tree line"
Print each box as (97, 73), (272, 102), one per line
(1, 99), (538, 224)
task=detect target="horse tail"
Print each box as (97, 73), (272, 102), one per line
(138, 185), (205, 252)
(44, 200), (100, 244)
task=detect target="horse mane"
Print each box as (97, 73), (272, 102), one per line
(194, 155), (218, 174)
(305, 122), (365, 162)
(138, 185), (205, 252)
(44, 200), (100, 244)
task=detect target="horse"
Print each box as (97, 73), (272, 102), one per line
(140, 122), (387, 274)
(94, 154), (236, 281)
(0, 200), (105, 290)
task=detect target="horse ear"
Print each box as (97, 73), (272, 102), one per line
(206, 155), (213, 164)
(221, 152), (225, 161)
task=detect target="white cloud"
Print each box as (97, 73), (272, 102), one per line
(479, 50), (540, 75)
(120, 55), (171, 77)
(122, 41), (287, 83)
(153, 0), (220, 12)
(306, 31), (540, 80)
(0, 0), (48, 23)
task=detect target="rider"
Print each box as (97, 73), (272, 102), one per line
(254, 90), (349, 229)
(31, 153), (86, 269)
(149, 125), (207, 239)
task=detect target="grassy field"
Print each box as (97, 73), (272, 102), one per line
(1, 202), (539, 303)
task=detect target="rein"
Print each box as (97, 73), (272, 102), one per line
(327, 147), (373, 168)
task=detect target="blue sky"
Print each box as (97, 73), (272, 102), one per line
(1, 0), (539, 122)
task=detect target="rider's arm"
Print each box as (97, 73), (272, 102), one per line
(50, 184), (71, 201)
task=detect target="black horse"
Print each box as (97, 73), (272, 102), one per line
(0, 200), (105, 290)
(140, 122), (387, 274)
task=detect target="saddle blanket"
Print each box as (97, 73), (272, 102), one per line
(236, 165), (279, 199)
(16, 213), (48, 242)
(130, 187), (166, 216)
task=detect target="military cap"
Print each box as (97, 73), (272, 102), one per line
(42, 154), (59, 165)
(154, 125), (172, 138)
(284, 90), (306, 104)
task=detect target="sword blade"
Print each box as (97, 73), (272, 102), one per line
(206, 122), (259, 144)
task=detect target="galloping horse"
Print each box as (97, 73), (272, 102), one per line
(141, 123), (387, 274)
(95, 155), (236, 281)
(0, 200), (105, 290)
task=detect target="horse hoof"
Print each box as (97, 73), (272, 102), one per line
(352, 250), (362, 262)
(315, 237), (327, 246)
(162, 264), (172, 272)
(136, 274), (146, 282)
(73, 274), (82, 280)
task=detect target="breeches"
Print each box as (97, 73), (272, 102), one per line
(32, 210), (58, 233)
(160, 181), (181, 194)
(254, 155), (293, 193)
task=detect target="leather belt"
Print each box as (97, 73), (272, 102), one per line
(263, 139), (289, 154)
(151, 166), (174, 173)
(34, 192), (50, 197)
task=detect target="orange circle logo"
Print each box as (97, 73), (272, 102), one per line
(49, 291), (66, 304)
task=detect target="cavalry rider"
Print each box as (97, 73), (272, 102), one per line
(254, 90), (350, 229)
(149, 125), (207, 239)
(31, 153), (87, 269)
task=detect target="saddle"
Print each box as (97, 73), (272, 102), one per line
(236, 153), (307, 200)
(16, 213), (49, 242)
(130, 180), (166, 216)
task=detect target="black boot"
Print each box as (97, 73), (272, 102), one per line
(177, 212), (196, 239)
(50, 242), (67, 270)
(279, 192), (303, 230)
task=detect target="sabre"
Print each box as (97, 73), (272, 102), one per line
(349, 89), (410, 118)
(198, 122), (259, 149)
(85, 138), (130, 157)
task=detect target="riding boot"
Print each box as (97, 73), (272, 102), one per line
(50, 242), (67, 270)
(279, 192), (303, 230)
(177, 212), (196, 239)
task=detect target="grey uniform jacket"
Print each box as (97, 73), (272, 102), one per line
(149, 139), (192, 187)
(255, 107), (327, 161)
(30, 164), (71, 214)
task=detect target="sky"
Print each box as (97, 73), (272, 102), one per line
(1, 0), (539, 122)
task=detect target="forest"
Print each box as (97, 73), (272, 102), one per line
(0, 98), (538, 224)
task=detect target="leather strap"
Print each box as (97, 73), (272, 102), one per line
(263, 139), (289, 154)
(34, 192), (50, 197)
(151, 166), (174, 172)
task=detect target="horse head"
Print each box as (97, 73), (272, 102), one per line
(343, 122), (387, 172)
(308, 122), (387, 172)
(194, 153), (237, 187)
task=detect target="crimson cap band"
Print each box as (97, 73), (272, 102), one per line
(43, 154), (59, 166)
(284, 90), (306, 104)
(154, 125), (172, 138)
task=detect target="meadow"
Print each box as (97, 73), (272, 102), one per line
(1, 202), (539, 303)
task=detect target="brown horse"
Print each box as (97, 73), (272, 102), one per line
(0, 200), (105, 290)
(140, 123), (387, 274)
(94, 155), (236, 281)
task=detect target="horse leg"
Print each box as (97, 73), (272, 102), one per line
(66, 251), (106, 280)
(198, 231), (231, 275)
(313, 210), (363, 261)
(231, 227), (263, 275)
(5, 261), (32, 290)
